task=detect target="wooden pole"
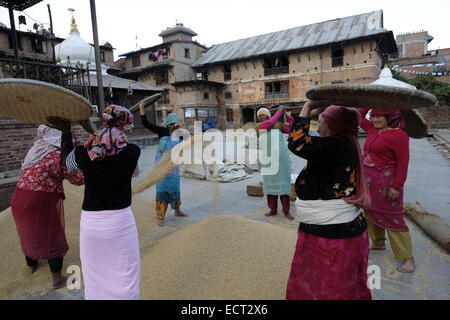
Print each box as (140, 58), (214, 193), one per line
(8, 1), (19, 60)
(89, 0), (105, 113)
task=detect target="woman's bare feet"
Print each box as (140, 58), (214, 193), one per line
(264, 211), (277, 217)
(29, 264), (38, 274)
(284, 213), (295, 221)
(369, 241), (386, 250)
(175, 209), (188, 217)
(52, 272), (67, 290)
(397, 257), (415, 273)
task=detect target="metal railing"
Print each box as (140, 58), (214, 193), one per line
(264, 66), (289, 76)
(265, 92), (289, 99)
(0, 57), (93, 101)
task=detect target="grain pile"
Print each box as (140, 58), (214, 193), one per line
(0, 182), (297, 300)
(140, 215), (296, 300)
(0, 182), (164, 299)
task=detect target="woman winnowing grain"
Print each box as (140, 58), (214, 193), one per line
(47, 105), (141, 300)
(286, 103), (372, 300)
(139, 102), (187, 227)
(11, 125), (85, 290)
(256, 105), (294, 221)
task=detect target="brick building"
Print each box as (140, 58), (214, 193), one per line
(390, 31), (450, 83)
(117, 11), (396, 130)
(0, 25), (115, 67)
(117, 23), (207, 125)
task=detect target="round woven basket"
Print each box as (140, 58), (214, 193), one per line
(305, 84), (435, 138)
(128, 93), (162, 113)
(0, 78), (92, 125)
(306, 84), (437, 110)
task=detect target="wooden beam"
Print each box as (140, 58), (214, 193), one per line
(8, 2), (19, 60)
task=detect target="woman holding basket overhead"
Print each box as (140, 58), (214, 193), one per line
(286, 102), (371, 300)
(48, 105), (141, 300)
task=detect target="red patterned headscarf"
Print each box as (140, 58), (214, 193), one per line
(320, 105), (371, 209)
(370, 109), (403, 129)
(84, 105), (134, 161)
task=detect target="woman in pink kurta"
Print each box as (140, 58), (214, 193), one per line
(359, 108), (415, 273)
(11, 126), (84, 289)
(257, 106), (294, 220)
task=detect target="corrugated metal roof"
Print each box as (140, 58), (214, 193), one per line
(193, 10), (392, 67)
(88, 74), (163, 92)
(0, 0), (43, 11)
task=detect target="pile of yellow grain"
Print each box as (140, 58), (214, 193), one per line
(0, 183), (164, 299)
(0, 183), (297, 300)
(141, 215), (296, 299)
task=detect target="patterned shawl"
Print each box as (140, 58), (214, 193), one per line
(84, 104), (134, 161)
(22, 125), (62, 170)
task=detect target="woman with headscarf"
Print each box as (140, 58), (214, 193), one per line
(139, 104), (186, 227)
(10, 125), (85, 290)
(256, 105), (294, 220)
(47, 105), (141, 300)
(286, 102), (371, 300)
(359, 108), (414, 273)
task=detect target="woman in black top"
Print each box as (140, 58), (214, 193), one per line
(47, 105), (141, 300)
(285, 103), (372, 300)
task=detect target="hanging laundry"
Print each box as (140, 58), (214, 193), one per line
(127, 81), (133, 96)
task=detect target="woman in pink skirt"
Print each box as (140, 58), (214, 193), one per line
(286, 103), (372, 300)
(48, 105), (141, 300)
(359, 108), (414, 273)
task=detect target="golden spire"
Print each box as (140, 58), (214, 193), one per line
(70, 17), (79, 33)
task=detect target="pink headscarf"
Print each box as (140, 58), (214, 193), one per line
(320, 105), (371, 209)
(370, 109), (403, 129)
(84, 105), (134, 161)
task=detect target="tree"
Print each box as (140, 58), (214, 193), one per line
(391, 69), (410, 84)
(409, 74), (450, 106)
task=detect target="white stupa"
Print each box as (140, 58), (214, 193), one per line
(371, 66), (417, 89)
(55, 16), (108, 74)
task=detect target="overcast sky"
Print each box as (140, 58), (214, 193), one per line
(1, 0), (449, 60)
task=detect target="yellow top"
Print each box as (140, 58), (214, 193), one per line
(70, 17), (79, 33)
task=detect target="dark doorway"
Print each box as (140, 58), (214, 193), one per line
(242, 107), (255, 124)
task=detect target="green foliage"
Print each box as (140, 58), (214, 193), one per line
(388, 68), (450, 105)
(409, 74), (450, 105)
(391, 69), (410, 83)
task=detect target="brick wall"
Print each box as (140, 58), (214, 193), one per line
(404, 42), (426, 58)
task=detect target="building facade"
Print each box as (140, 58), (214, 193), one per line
(117, 11), (396, 130)
(118, 23), (207, 125)
(390, 31), (450, 83)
